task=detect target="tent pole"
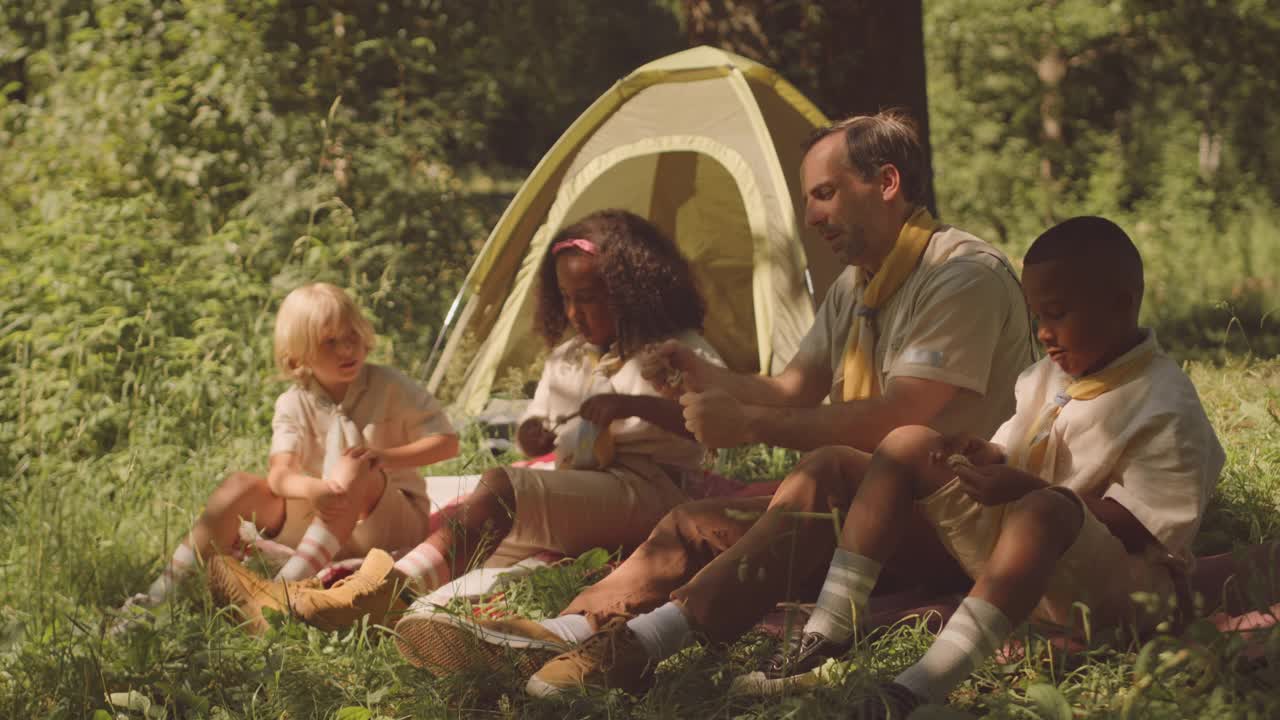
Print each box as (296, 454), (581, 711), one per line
(424, 285), (467, 389)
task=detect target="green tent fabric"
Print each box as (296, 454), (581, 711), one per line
(428, 46), (840, 416)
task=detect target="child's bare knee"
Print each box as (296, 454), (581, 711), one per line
(1016, 487), (1084, 540)
(477, 467), (515, 501)
(876, 425), (941, 464)
(206, 471), (268, 515)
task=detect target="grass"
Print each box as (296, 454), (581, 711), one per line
(1, 353), (1277, 718)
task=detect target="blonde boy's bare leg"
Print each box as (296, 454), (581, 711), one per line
(139, 471), (285, 606)
(276, 457), (385, 580)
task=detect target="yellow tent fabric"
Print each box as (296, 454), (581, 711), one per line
(428, 46), (839, 416)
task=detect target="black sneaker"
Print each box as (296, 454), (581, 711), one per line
(729, 630), (854, 696)
(848, 681), (924, 720)
(766, 631), (853, 678)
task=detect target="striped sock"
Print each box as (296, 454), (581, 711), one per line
(803, 548), (882, 642)
(146, 543), (198, 605)
(894, 596), (1012, 704)
(393, 542), (451, 591)
(275, 521), (341, 581)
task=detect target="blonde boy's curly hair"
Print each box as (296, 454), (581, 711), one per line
(273, 283), (376, 384)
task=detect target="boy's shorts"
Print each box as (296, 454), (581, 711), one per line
(266, 477), (434, 560)
(485, 454), (690, 568)
(919, 478), (1176, 630)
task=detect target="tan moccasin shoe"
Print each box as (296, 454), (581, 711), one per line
(395, 611), (570, 676)
(525, 617), (655, 697)
(207, 555), (320, 635)
(290, 548), (411, 631)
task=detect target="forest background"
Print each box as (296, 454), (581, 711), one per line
(1, 1), (1278, 717)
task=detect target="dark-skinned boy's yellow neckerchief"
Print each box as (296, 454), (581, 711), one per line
(1009, 342), (1156, 475)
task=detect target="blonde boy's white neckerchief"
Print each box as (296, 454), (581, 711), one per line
(312, 367), (382, 481)
(323, 410), (364, 480)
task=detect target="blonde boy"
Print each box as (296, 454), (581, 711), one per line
(128, 283), (458, 624)
(768, 216), (1225, 717)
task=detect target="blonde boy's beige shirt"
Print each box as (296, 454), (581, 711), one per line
(270, 363), (455, 486)
(519, 329), (724, 470)
(793, 225), (1036, 440)
(990, 331), (1225, 563)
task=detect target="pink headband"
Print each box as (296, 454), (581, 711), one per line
(552, 238), (599, 255)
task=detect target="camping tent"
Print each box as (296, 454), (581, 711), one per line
(427, 46), (841, 416)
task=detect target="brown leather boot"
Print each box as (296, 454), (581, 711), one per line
(207, 555), (320, 635)
(290, 548), (412, 631)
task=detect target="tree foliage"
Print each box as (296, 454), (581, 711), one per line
(923, 0), (1280, 354)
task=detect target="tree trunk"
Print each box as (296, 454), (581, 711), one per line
(1036, 38), (1067, 224)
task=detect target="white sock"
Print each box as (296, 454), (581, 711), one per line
(275, 521), (341, 581)
(625, 602), (693, 661)
(539, 614), (594, 644)
(894, 596), (1012, 704)
(393, 542), (450, 590)
(803, 548), (882, 642)
(146, 543), (198, 604)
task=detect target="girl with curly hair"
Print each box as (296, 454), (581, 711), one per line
(403, 208), (723, 584)
(217, 209), (725, 634)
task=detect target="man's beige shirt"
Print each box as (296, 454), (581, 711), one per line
(793, 225), (1035, 440)
(990, 330), (1225, 562)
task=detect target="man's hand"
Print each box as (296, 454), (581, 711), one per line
(930, 433), (1005, 468)
(516, 418), (557, 457)
(640, 340), (708, 398)
(951, 463), (1045, 506)
(579, 393), (634, 428)
(679, 386), (750, 448)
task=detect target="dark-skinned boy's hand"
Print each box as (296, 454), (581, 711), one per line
(516, 417), (556, 457)
(952, 462), (1046, 506)
(930, 433), (1006, 467)
(578, 393), (634, 427)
